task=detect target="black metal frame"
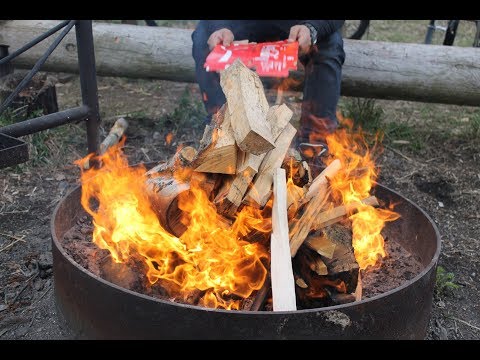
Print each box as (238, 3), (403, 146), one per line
(0, 20), (100, 155)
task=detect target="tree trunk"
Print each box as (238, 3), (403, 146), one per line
(2, 20), (480, 106)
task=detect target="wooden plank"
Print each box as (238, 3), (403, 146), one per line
(271, 168), (297, 311)
(220, 59), (274, 155)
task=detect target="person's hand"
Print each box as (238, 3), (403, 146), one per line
(288, 25), (312, 54)
(208, 28), (234, 50)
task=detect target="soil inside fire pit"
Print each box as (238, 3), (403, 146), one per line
(60, 208), (424, 309)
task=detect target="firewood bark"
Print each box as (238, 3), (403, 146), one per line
(145, 176), (191, 237)
(289, 160), (343, 257)
(84, 117), (130, 169)
(192, 105), (237, 174)
(145, 146), (197, 177)
(220, 59), (274, 155)
(244, 123), (297, 207)
(270, 168), (297, 311)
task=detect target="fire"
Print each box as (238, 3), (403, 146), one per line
(165, 132), (174, 146)
(324, 114), (400, 270)
(74, 139), (268, 310)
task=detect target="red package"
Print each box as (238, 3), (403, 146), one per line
(204, 40), (298, 78)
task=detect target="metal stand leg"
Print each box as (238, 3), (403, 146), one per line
(424, 20), (436, 44)
(75, 20), (100, 154)
(474, 20), (480, 47)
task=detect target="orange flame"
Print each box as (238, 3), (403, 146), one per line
(325, 114), (400, 270)
(165, 132), (174, 146)
(74, 140), (268, 310)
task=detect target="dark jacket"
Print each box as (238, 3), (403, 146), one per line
(207, 20), (344, 41)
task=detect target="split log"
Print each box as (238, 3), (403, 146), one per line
(354, 271), (362, 302)
(305, 232), (336, 259)
(313, 195), (379, 229)
(282, 148), (312, 188)
(244, 123), (297, 207)
(99, 117), (129, 154)
(295, 277), (308, 289)
(220, 59), (274, 155)
(190, 171), (220, 200)
(305, 159), (342, 201)
(289, 160), (343, 257)
(191, 105), (237, 174)
(84, 117), (129, 169)
(309, 256), (328, 276)
(321, 224), (359, 294)
(270, 168), (297, 311)
(145, 146), (197, 177)
(286, 183), (306, 220)
(215, 104), (293, 216)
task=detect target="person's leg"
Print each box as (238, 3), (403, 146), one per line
(297, 31), (345, 144)
(192, 20), (226, 124)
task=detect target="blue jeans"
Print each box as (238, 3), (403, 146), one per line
(192, 20), (345, 143)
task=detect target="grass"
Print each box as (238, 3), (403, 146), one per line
(156, 86), (206, 134)
(435, 266), (460, 296)
(1, 107), (85, 168)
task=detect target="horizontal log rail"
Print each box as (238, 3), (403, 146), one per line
(1, 20), (479, 106)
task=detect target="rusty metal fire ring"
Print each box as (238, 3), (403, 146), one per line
(51, 183), (441, 339)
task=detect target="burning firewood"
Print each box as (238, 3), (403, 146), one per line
(244, 123), (297, 207)
(100, 117), (129, 155)
(215, 104), (293, 217)
(321, 224), (359, 294)
(220, 59), (275, 155)
(289, 160), (343, 257)
(191, 105), (238, 174)
(106, 58), (394, 311)
(84, 117), (129, 169)
(145, 146), (197, 177)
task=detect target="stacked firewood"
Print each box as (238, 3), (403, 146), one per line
(145, 59), (378, 311)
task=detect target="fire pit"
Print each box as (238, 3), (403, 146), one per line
(51, 181), (440, 339)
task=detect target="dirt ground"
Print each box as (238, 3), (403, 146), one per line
(0, 73), (479, 340)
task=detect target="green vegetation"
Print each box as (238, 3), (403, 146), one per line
(435, 266), (460, 296)
(156, 87), (206, 134)
(340, 97), (384, 132)
(1, 107), (83, 167)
